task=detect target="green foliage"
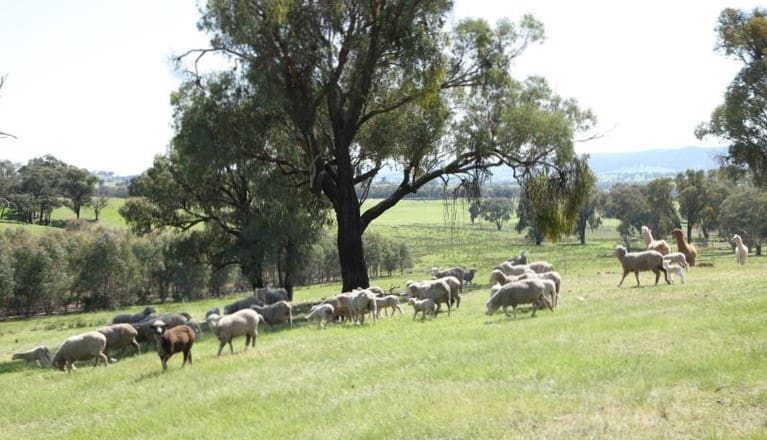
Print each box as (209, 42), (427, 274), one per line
(718, 185), (767, 250)
(479, 198), (514, 231)
(697, 8), (767, 186)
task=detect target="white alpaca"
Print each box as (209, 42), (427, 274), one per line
(731, 234), (748, 266)
(640, 225), (670, 255)
(663, 261), (686, 284)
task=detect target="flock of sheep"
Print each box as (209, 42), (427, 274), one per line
(8, 227), (752, 372)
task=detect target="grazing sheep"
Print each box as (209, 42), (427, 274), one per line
(51, 331), (108, 373)
(206, 309), (262, 356)
(432, 267), (466, 290)
(348, 289), (378, 325)
(98, 323), (141, 359)
(640, 225), (670, 255)
(662, 252), (688, 269)
(223, 295), (264, 315)
(485, 279), (553, 319)
(489, 268), (511, 286)
(255, 287), (289, 305)
(319, 295), (351, 322)
(305, 303), (335, 329)
(671, 228), (697, 267)
(496, 262), (535, 277)
(732, 234), (748, 266)
(112, 306), (156, 325)
(150, 320), (195, 371)
(613, 245), (670, 287)
(251, 300), (293, 329)
(537, 271), (562, 307)
(663, 261), (686, 284)
(374, 295), (403, 318)
(405, 279), (452, 316)
(408, 297), (437, 321)
(12, 345), (52, 368)
(507, 250), (528, 265)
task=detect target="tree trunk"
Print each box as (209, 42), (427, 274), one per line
(686, 222), (693, 244)
(335, 194), (369, 292)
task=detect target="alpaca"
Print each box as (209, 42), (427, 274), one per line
(671, 228), (697, 267)
(731, 234), (748, 266)
(640, 225), (670, 255)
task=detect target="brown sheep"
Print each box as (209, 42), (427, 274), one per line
(671, 228), (697, 267)
(150, 320), (196, 371)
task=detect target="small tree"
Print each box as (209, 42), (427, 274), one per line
(481, 198), (515, 231)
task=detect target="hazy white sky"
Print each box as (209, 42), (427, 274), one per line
(0, 1), (761, 175)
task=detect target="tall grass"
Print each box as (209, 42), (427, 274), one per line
(0, 199), (765, 439)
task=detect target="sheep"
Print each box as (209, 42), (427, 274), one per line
(640, 225), (670, 255)
(496, 262), (536, 277)
(405, 279), (452, 316)
(150, 320), (195, 371)
(11, 345), (52, 368)
(432, 267), (466, 290)
(462, 268), (477, 287)
(374, 295), (403, 318)
(507, 250), (528, 265)
(223, 295), (263, 315)
(319, 294), (352, 322)
(408, 297), (437, 321)
(433, 275), (462, 308)
(98, 323), (141, 359)
(305, 303), (335, 329)
(537, 271), (562, 307)
(485, 278), (553, 319)
(255, 287), (289, 305)
(51, 331), (108, 373)
(732, 234), (748, 266)
(662, 251), (689, 269)
(489, 268), (511, 286)
(112, 306), (156, 324)
(251, 300), (293, 329)
(613, 245), (670, 287)
(206, 309), (262, 356)
(184, 319), (202, 337)
(348, 289), (378, 325)
(205, 307), (221, 319)
(671, 228), (697, 267)
(663, 261), (686, 284)
(366, 286), (385, 296)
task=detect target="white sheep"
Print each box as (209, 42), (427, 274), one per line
(496, 261), (536, 277)
(98, 323), (141, 359)
(150, 320), (196, 371)
(348, 289), (378, 325)
(374, 295), (403, 318)
(432, 267), (466, 290)
(12, 345), (52, 368)
(407, 297), (437, 321)
(305, 303), (335, 329)
(206, 309), (262, 356)
(662, 252), (689, 269)
(537, 276), (559, 308)
(432, 275), (461, 308)
(507, 250), (528, 265)
(640, 225), (670, 255)
(613, 245), (670, 287)
(51, 331), (108, 373)
(485, 278), (553, 319)
(732, 234), (748, 266)
(663, 260), (686, 284)
(405, 279), (452, 316)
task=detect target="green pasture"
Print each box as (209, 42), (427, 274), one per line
(0, 199), (765, 439)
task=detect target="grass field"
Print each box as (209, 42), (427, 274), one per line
(0, 199), (765, 439)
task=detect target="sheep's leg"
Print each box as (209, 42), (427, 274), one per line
(531, 302), (538, 317)
(661, 266), (670, 284)
(634, 271), (641, 286)
(133, 340), (142, 355)
(217, 341), (226, 357)
(617, 271), (629, 287)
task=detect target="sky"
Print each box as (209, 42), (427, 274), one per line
(0, 1), (762, 176)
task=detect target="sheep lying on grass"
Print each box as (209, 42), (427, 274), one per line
(613, 245), (670, 287)
(206, 309), (262, 356)
(12, 345), (52, 368)
(98, 323), (141, 359)
(51, 331), (108, 373)
(732, 234), (748, 266)
(408, 298), (437, 321)
(663, 261), (686, 284)
(150, 320), (195, 371)
(251, 300), (293, 329)
(305, 303), (335, 329)
(112, 306), (155, 325)
(486, 279), (553, 319)
(640, 225), (670, 255)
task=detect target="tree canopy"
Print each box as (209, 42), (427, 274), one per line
(168, 1), (597, 291)
(697, 8), (767, 186)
